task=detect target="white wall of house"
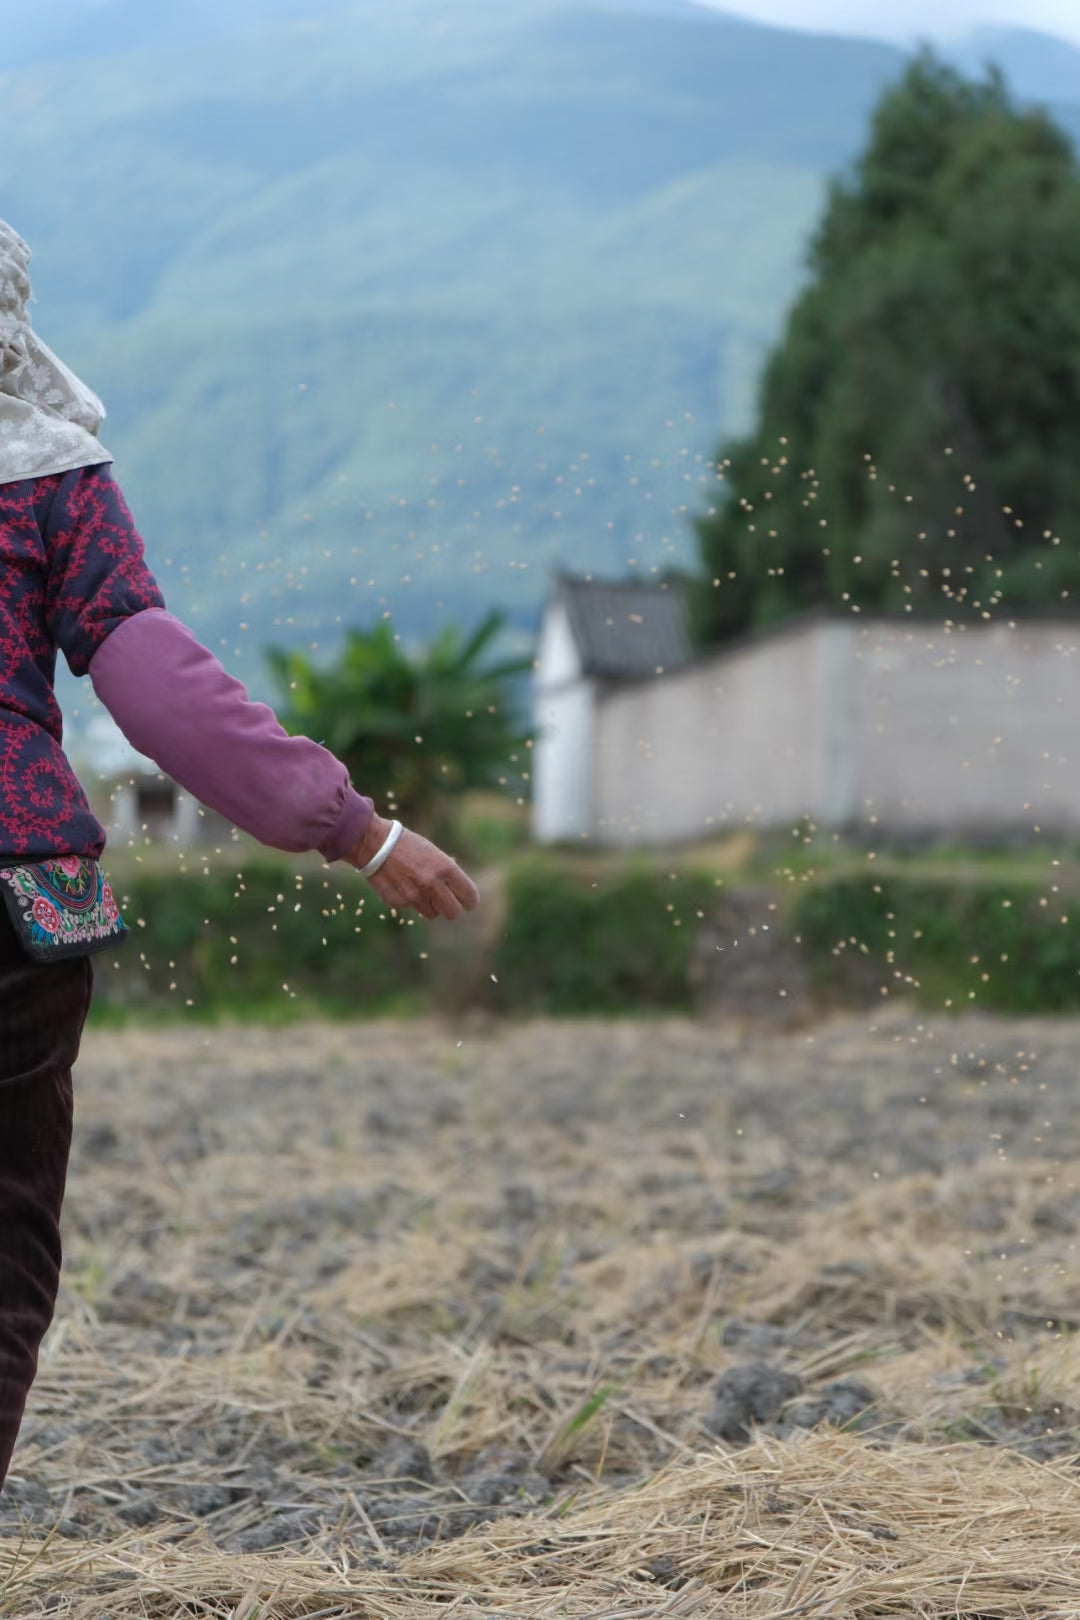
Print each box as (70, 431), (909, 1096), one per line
(535, 599), (582, 689)
(593, 618), (825, 846)
(534, 681), (598, 843)
(852, 619), (1080, 837)
(583, 614), (1080, 847)
(533, 602), (598, 843)
(816, 620), (859, 827)
(106, 777), (231, 848)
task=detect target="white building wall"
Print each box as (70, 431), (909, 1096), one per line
(533, 602), (597, 844)
(107, 781), (140, 845)
(816, 621), (859, 827)
(852, 618), (1080, 837)
(173, 789), (203, 846)
(534, 681), (598, 843)
(535, 601), (583, 689)
(103, 776), (233, 849)
(587, 614), (1080, 848)
(593, 619), (826, 847)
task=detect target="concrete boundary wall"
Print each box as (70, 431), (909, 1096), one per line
(853, 619), (1080, 837)
(593, 617), (824, 846)
(591, 615), (1080, 846)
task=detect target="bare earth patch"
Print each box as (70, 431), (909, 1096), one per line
(4, 1006), (1080, 1616)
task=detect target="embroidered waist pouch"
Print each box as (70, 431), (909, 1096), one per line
(0, 856), (128, 963)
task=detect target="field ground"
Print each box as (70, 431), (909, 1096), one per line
(5, 1006), (1080, 1615)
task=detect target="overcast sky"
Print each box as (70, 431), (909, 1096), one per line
(696, 0), (1080, 49)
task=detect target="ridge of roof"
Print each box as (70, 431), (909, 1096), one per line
(548, 569), (692, 679)
(552, 568), (683, 593)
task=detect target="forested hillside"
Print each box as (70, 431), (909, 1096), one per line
(1, 1), (1076, 690)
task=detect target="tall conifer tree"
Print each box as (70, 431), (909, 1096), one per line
(691, 54), (1080, 646)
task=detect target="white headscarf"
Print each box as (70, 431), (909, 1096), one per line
(0, 218), (111, 485)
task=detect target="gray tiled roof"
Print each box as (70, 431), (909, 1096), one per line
(554, 572), (692, 679)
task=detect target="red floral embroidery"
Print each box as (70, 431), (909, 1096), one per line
(0, 857), (128, 957)
(31, 895), (60, 934)
(0, 464), (164, 858)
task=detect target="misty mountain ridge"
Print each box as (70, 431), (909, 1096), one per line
(5, 0), (1078, 100)
(1, 0), (1076, 709)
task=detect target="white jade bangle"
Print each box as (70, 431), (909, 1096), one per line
(359, 819), (404, 879)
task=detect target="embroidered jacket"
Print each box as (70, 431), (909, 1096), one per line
(0, 463), (374, 862)
(0, 465), (163, 857)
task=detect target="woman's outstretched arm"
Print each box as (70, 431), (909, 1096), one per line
(44, 463), (478, 919)
(88, 607), (374, 860)
(89, 611), (479, 919)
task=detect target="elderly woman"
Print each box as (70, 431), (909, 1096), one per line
(0, 219), (479, 1490)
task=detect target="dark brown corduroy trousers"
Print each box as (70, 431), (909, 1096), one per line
(0, 909), (92, 1491)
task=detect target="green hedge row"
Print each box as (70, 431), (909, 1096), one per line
(490, 857), (719, 1014)
(789, 869), (1080, 1013)
(91, 854), (723, 1023)
(88, 852), (1080, 1023)
(91, 860), (427, 1022)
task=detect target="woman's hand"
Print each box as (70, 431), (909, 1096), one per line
(345, 814), (480, 921)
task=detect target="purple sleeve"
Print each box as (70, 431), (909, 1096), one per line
(88, 608), (375, 862)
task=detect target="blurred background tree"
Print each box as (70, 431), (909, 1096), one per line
(690, 52), (1080, 649)
(268, 612), (533, 844)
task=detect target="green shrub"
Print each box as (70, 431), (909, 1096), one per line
(91, 858), (428, 1022)
(791, 871), (1080, 1013)
(491, 856), (717, 1014)
(87, 847), (1080, 1025)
